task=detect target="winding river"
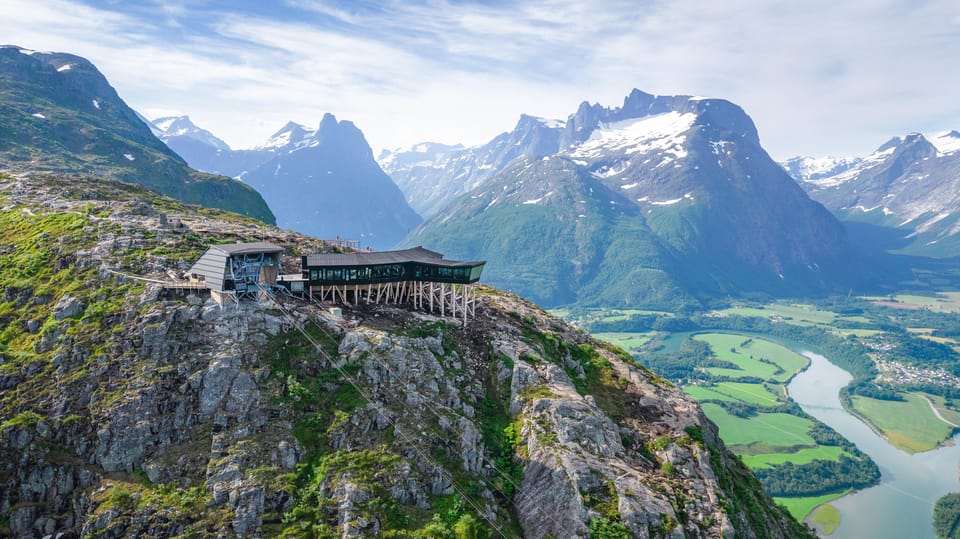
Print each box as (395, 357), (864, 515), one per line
(788, 352), (960, 538)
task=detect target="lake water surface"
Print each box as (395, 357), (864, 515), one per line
(788, 352), (960, 538)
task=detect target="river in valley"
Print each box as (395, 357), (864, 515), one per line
(788, 352), (960, 538)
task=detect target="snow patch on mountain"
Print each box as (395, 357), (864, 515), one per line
(533, 116), (565, 129)
(780, 155), (861, 183)
(254, 122), (316, 152)
(153, 117), (178, 132)
(569, 111), (695, 160)
(801, 147), (896, 188)
(928, 130), (960, 155)
(56, 64), (72, 72)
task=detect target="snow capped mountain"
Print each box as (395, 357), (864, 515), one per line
(789, 132), (960, 256)
(378, 114), (565, 217)
(406, 89), (868, 308)
(253, 121), (316, 153)
(152, 115), (231, 151)
(780, 155), (861, 183)
(377, 142), (464, 173)
(141, 110), (420, 248)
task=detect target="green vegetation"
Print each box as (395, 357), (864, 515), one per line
(739, 446), (846, 468)
(701, 404), (815, 447)
(87, 479), (226, 537)
(850, 393), (959, 453)
(773, 492), (847, 523)
(0, 50), (274, 223)
(709, 382), (783, 406)
(934, 492), (960, 539)
(592, 331), (654, 354)
(588, 516), (633, 538)
(809, 504), (841, 535)
(694, 333), (807, 382)
(575, 305), (883, 520)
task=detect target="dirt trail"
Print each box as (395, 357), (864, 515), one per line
(922, 395), (959, 428)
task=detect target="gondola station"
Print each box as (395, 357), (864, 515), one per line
(298, 246), (485, 320)
(180, 243), (485, 322)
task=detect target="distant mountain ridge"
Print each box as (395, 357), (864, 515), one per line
(378, 114), (566, 217)
(0, 45), (274, 223)
(784, 131), (960, 257)
(151, 113), (421, 249)
(404, 89), (872, 308)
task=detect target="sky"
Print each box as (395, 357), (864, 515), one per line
(4, 0), (960, 159)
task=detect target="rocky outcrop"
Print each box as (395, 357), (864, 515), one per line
(0, 173), (812, 538)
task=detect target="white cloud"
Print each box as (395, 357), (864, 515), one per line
(2, 0), (959, 158)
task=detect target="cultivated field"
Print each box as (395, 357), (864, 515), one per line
(850, 392), (959, 453)
(694, 333), (808, 382)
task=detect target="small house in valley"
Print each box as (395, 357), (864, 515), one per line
(186, 242), (284, 306)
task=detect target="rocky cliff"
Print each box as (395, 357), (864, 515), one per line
(0, 173), (810, 538)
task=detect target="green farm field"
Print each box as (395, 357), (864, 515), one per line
(684, 381), (782, 406)
(774, 493), (848, 524)
(809, 503), (842, 535)
(864, 291), (960, 313)
(699, 403), (816, 447)
(694, 333), (808, 382)
(739, 445), (847, 468)
(592, 332), (654, 353)
(715, 303), (875, 336)
(674, 331), (869, 522)
(850, 393), (959, 453)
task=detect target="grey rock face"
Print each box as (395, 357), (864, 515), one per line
(52, 295), (82, 320)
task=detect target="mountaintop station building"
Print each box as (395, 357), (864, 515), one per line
(181, 242), (485, 321)
(299, 246), (485, 320)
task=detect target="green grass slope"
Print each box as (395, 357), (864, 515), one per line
(0, 45), (274, 224)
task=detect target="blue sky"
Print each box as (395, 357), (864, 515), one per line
(4, 0), (960, 159)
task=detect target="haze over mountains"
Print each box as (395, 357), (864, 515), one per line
(150, 114), (421, 250)
(784, 131), (960, 257)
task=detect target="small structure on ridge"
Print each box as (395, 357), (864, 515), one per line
(186, 242), (284, 306)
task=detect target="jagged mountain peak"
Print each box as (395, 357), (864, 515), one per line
(879, 132), (937, 161)
(151, 115), (231, 151)
(516, 113), (565, 129)
(561, 89), (759, 150)
(254, 121), (315, 151)
(405, 88), (866, 308)
(314, 112), (368, 151)
(792, 128), (960, 257)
